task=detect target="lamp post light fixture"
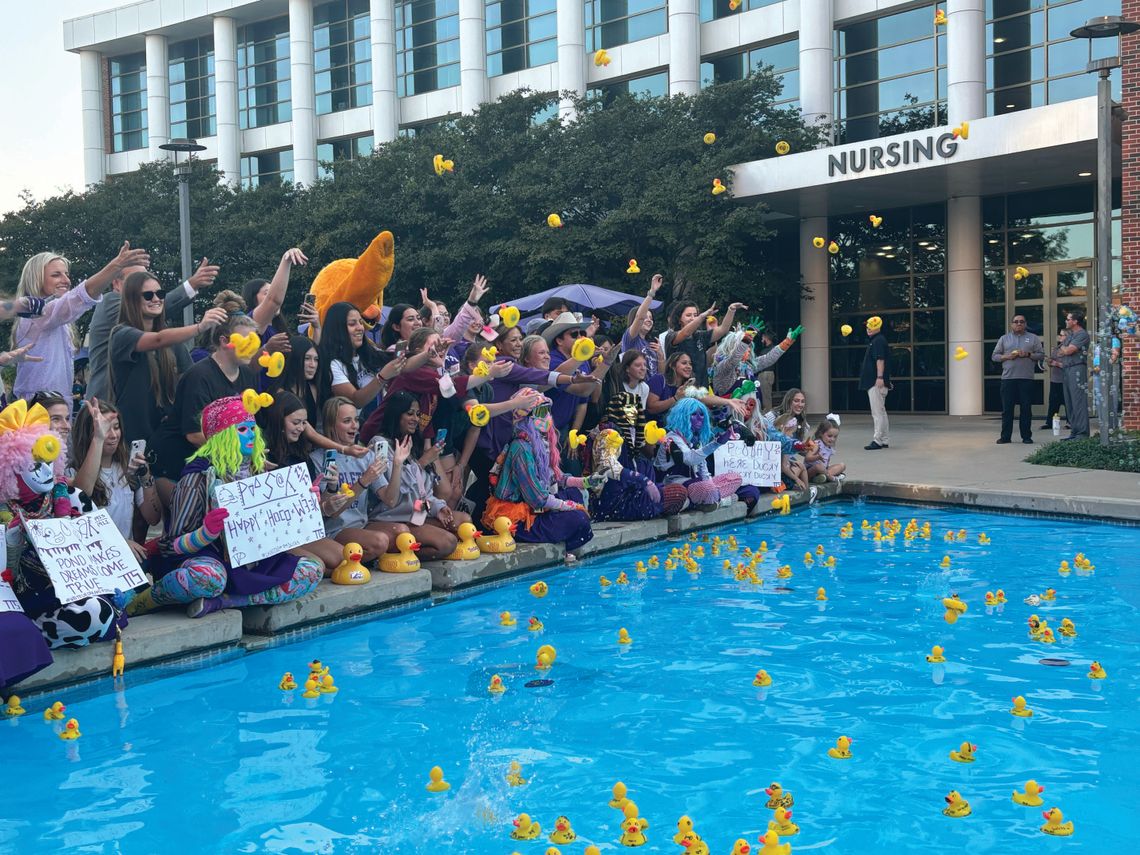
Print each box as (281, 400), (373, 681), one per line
(1069, 16), (1139, 445)
(158, 137), (207, 327)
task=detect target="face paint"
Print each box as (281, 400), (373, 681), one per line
(19, 462), (55, 498)
(533, 415), (553, 434)
(690, 411), (705, 437)
(236, 420), (256, 457)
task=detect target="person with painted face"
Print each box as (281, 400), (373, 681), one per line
(484, 395), (593, 555)
(654, 397), (742, 515)
(134, 392), (324, 618)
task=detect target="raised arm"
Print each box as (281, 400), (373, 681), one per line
(628, 274), (662, 342)
(712, 302), (747, 344)
(252, 248), (307, 333)
(671, 303), (715, 347)
(132, 307), (227, 352)
(84, 242), (152, 299)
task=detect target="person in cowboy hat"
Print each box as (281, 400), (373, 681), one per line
(541, 311), (591, 370)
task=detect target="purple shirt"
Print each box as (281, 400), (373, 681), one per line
(476, 358), (565, 456)
(13, 283), (101, 410)
(621, 330), (659, 376)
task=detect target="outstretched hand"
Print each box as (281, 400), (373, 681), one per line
(787, 325), (804, 341)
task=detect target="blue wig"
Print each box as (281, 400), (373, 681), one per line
(665, 397), (713, 446)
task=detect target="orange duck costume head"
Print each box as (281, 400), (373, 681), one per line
(308, 231), (395, 327)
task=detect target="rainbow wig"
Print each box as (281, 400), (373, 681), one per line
(0, 422), (66, 505)
(665, 397), (713, 446)
(187, 423), (268, 479)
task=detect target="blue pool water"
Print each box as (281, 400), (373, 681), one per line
(3, 500), (1138, 854)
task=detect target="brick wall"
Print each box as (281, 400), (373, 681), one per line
(1123, 0), (1140, 429)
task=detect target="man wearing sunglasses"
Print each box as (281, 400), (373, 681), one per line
(86, 256), (217, 401)
(991, 315), (1044, 444)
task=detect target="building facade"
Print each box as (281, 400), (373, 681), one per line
(67, 0), (1124, 416)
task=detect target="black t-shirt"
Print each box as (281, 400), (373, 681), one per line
(153, 357), (257, 479)
(109, 325), (192, 444)
(859, 333), (891, 391)
(665, 328), (713, 387)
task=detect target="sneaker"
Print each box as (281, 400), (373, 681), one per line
(186, 597), (224, 619)
(996, 438), (1011, 444)
(808, 486), (819, 505)
(835, 473), (847, 482)
(810, 474), (828, 485)
(864, 441), (884, 450)
(1022, 438), (1033, 444)
(1039, 424), (1051, 430)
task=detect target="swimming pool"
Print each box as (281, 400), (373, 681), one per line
(3, 500), (1136, 853)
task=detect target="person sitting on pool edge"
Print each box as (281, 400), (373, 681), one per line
(484, 394), (593, 557)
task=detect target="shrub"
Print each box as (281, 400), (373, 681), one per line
(1025, 435), (1140, 472)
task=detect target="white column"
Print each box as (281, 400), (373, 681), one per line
(289, 0), (318, 185)
(145, 34), (170, 160)
(79, 50), (106, 186)
(668, 0), (700, 96)
(459, 0), (487, 114)
(946, 0), (986, 124)
(947, 196), (983, 415)
(557, 0), (586, 120)
(371, 0), (398, 142)
(800, 217), (831, 412)
(798, 0), (834, 135)
(213, 16), (241, 186)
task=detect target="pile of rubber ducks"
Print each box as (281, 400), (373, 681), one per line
(280, 659), (339, 697)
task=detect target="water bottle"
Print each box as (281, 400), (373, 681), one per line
(1052, 416), (1060, 436)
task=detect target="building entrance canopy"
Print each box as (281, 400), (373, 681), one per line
(729, 97), (1109, 220)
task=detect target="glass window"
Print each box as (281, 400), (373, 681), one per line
(238, 17), (291, 129)
(169, 38), (216, 139)
(315, 0), (373, 112)
(699, 0), (782, 23)
(585, 0), (668, 52)
(109, 52), (148, 152)
(700, 38), (799, 106)
(317, 133), (374, 178)
(485, 0), (558, 77)
(589, 70), (668, 103)
(240, 149), (294, 188)
(834, 5), (945, 143)
(397, 0), (461, 95)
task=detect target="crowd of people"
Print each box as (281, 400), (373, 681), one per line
(0, 243), (850, 695)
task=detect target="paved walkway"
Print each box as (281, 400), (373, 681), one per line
(835, 413), (1139, 519)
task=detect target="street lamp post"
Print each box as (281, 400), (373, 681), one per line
(158, 138), (207, 327)
(1070, 16), (1139, 446)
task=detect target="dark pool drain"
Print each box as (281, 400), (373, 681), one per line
(525, 679), (554, 688)
(1039, 658), (1070, 666)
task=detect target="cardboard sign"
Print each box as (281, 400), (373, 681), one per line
(24, 509), (147, 604)
(0, 578), (22, 613)
(212, 464), (325, 568)
(714, 440), (782, 487)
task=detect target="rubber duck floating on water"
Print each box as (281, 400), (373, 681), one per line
(528, 617), (544, 632)
(942, 790), (971, 818)
(926, 645), (947, 663)
(331, 542), (371, 585)
(549, 816), (576, 844)
(1010, 695), (1034, 717)
(753, 669), (772, 687)
(985, 591), (998, 606)
(978, 532), (990, 544)
(43, 701), (66, 721)
(379, 533), (421, 573)
(616, 571), (630, 584)
(536, 644), (556, 670)
(757, 829), (790, 855)
(673, 816), (698, 845)
(1088, 661), (1107, 679)
(478, 517), (517, 553)
(511, 813), (542, 840)
(599, 576), (612, 586)
(618, 802), (649, 846)
(828, 735), (853, 759)
(445, 523), (482, 560)
(1059, 618), (1077, 637)
(771, 807), (799, 836)
(764, 783), (793, 809)
(488, 674), (506, 694)
(730, 840), (752, 855)
(530, 581), (549, 598)
(943, 593), (968, 624)
(618, 628), (633, 644)
(1013, 780), (1045, 806)
(278, 673), (297, 690)
(610, 781), (631, 810)
(500, 611), (517, 626)
(816, 587), (827, 601)
(426, 766), (451, 792)
(949, 741), (977, 763)
(5, 696), (25, 716)
(677, 832), (709, 854)
(1040, 807), (1074, 836)
(58, 718), (81, 740)
(940, 555), (952, 568)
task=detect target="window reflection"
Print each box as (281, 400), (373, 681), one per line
(397, 0), (460, 96)
(239, 17), (291, 129)
(240, 149), (294, 188)
(486, 0), (558, 76)
(110, 53), (148, 152)
(700, 38), (799, 107)
(316, 0), (373, 112)
(169, 37), (216, 139)
(585, 0), (668, 52)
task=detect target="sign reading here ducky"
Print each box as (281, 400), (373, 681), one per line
(828, 132), (960, 178)
(23, 509), (146, 604)
(714, 440), (782, 488)
(212, 463), (325, 567)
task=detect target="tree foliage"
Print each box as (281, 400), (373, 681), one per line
(0, 71), (820, 322)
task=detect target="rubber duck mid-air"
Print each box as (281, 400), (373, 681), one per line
(594, 48), (611, 66)
(1040, 807), (1074, 836)
(1012, 780), (1045, 806)
(942, 790), (971, 817)
(627, 259), (641, 274)
(949, 741), (977, 763)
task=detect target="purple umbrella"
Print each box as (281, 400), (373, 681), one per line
(491, 284), (662, 318)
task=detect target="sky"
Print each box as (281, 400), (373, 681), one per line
(1, 1), (109, 216)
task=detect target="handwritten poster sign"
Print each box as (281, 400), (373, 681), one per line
(212, 464), (325, 567)
(24, 509), (147, 604)
(714, 440), (782, 487)
(0, 578), (23, 613)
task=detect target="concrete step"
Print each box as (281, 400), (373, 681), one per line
(426, 543), (565, 592)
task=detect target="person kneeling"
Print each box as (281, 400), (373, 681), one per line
(655, 397), (740, 514)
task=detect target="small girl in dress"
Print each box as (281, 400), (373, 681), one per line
(771, 413), (809, 492)
(805, 416), (846, 483)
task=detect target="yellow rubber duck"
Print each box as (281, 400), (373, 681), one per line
(425, 765), (451, 792)
(678, 833), (709, 854)
(500, 611), (517, 626)
(585, 848), (601, 855)
(703, 132), (716, 144)
(635, 561), (647, 574)
(1058, 560), (1070, 574)
(618, 628), (633, 644)
(1041, 588), (1056, 601)
(753, 669), (772, 687)
(775, 140), (791, 155)
(673, 815), (697, 844)
(940, 555), (951, 568)
(757, 829), (790, 855)
(764, 782), (793, 809)
(258, 350), (285, 378)
(618, 802), (649, 846)
(978, 533), (990, 544)
(626, 259), (641, 275)
(599, 576), (612, 586)
(771, 494), (790, 514)
(467, 403), (490, 425)
(616, 572), (630, 584)
(771, 806), (799, 836)
(934, 8), (947, 24)
(528, 616), (544, 632)
(331, 542), (371, 585)
(1012, 780), (1045, 806)
(1088, 661), (1106, 679)
(776, 565), (793, 579)
(228, 331), (262, 360)
(278, 672), (297, 690)
(477, 517), (516, 553)
(1058, 618), (1076, 637)
(827, 241), (839, 254)
(995, 589), (1007, 603)
(566, 429), (587, 450)
(711, 178), (726, 195)
(432, 154), (455, 176)
(1040, 807), (1074, 836)
(869, 214), (883, 228)
(942, 790), (971, 818)
(984, 591), (997, 606)
(43, 701), (66, 721)
(803, 551), (813, 565)
(537, 644), (556, 665)
(1010, 695), (1033, 717)
(610, 781), (630, 809)
(730, 839), (752, 855)
(1039, 628), (1056, 644)
(511, 813), (541, 840)
(571, 337), (596, 363)
(111, 634), (125, 677)
(549, 816), (576, 844)
(319, 673), (338, 693)
(546, 213), (563, 228)
(823, 556), (836, 567)
(58, 718), (81, 741)
(445, 523), (482, 560)
(506, 761), (527, 786)
(530, 581), (549, 598)
(926, 645), (946, 663)
(299, 678), (320, 698)
(593, 48), (611, 66)
(488, 674), (506, 694)
(949, 741), (977, 763)
(816, 587), (827, 601)
(827, 735), (853, 759)
(4, 695), (25, 716)
(378, 532), (421, 573)
(1027, 615), (1047, 638)
(648, 555), (660, 567)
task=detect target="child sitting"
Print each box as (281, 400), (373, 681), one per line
(770, 413), (810, 493)
(805, 416), (846, 483)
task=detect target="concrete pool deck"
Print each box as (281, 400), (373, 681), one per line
(15, 415), (1138, 695)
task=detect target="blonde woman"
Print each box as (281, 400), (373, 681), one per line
(12, 242), (150, 409)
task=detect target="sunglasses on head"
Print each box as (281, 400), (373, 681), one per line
(141, 290), (164, 301)
(532, 403), (552, 419)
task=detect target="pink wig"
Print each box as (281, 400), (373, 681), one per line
(0, 422), (67, 505)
